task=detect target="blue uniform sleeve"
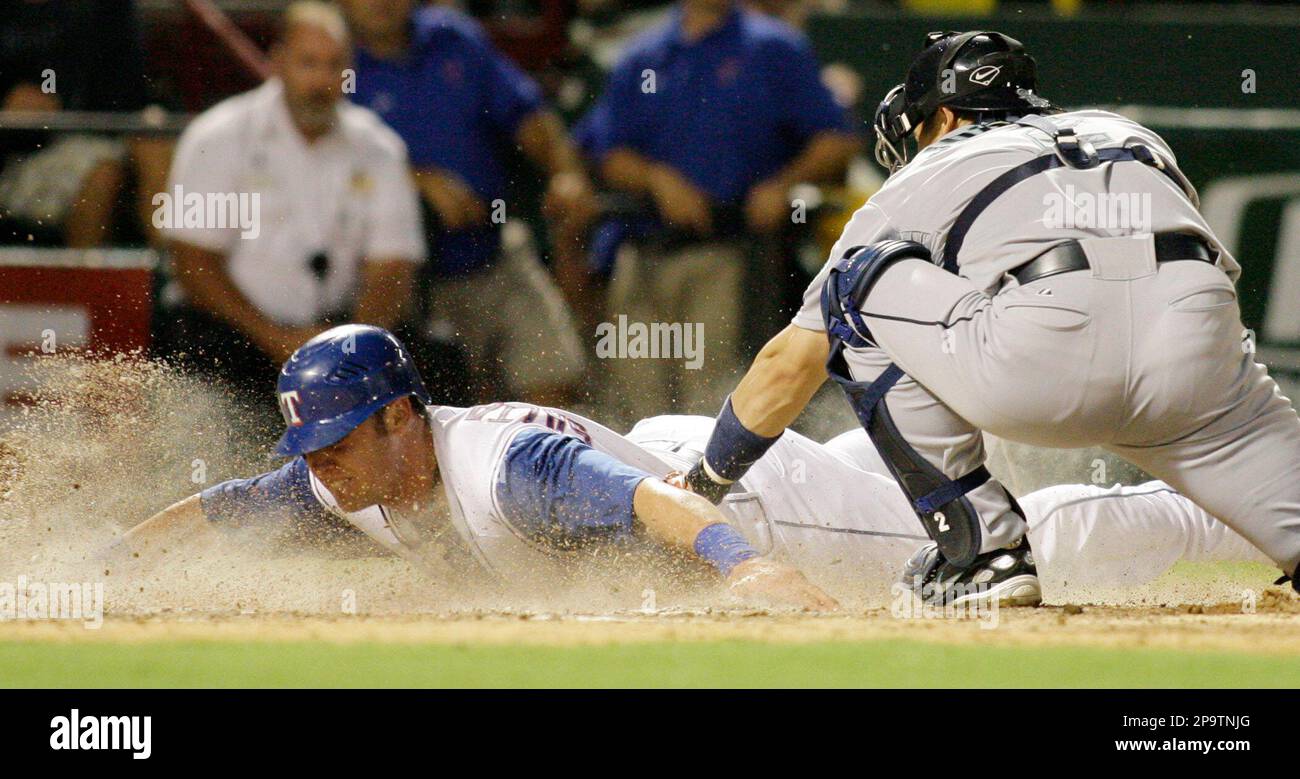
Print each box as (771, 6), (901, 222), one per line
(495, 429), (652, 546)
(199, 457), (338, 536)
(765, 35), (853, 140)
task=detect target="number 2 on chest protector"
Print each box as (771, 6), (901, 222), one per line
(935, 511), (949, 532)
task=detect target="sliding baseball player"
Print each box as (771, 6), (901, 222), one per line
(118, 325), (1267, 610)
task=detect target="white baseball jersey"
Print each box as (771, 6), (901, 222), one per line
(304, 403), (675, 580)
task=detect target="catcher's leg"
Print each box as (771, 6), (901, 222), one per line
(822, 242), (1036, 605)
(1112, 259), (1300, 585)
(1110, 384), (1300, 582)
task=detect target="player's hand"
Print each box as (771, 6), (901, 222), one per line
(663, 470), (688, 491)
(726, 557), (839, 611)
(414, 168), (488, 231)
(648, 165), (713, 235)
(744, 178), (791, 234)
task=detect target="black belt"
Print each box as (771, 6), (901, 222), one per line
(1011, 232), (1215, 286)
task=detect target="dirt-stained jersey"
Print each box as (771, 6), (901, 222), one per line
(202, 403), (676, 579)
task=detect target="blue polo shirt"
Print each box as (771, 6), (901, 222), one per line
(350, 7), (544, 276)
(593, 7), (851, 204)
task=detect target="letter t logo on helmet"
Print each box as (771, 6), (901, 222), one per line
(279, 390), (304, 426)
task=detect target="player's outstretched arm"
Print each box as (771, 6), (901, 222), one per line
(632, 478), (839, 611)
(681, 324), (829, 502)
(107, 458), (337, 567)
(500, 428), (838, 610)
(106, 494), (219, 565)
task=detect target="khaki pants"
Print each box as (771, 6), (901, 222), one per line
(842, 238), (1300, 574)
(427, 226), (586, 396)
(603, 241), (745, 425)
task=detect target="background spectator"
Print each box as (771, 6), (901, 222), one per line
(589, 0), (859, 422)
(0, 0), (161, 248)
(341, 0), (599, 408)
(155, 1), (428, 430)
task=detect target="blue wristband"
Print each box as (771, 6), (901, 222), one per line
(701, 396), (781, 483)
(693, 522), (759, 577)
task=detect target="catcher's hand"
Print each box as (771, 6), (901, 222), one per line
(664, 461), (730, 504)
(727, 557), (839, 611)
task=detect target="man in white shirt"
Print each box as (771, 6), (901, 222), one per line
(155, 2), (427, 418)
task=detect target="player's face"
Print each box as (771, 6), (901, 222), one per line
(304, 415), (399, 511)
(276, 24), (350, 137)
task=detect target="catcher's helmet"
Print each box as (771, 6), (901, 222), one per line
(273, 324), (432, 457)
(874, 30), (1055, 174)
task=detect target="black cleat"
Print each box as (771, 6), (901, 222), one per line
(897, 538), (1041, 608)
(1273, 573), (1300, 595)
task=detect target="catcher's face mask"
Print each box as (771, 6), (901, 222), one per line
(873, 83), (916, 175)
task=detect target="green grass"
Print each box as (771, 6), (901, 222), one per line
(1, 639), (1296, 688)
(1161, 560), (1276, 585)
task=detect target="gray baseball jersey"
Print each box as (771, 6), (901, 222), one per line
(798, 109), (1300, 575)
(795, 109), (1236, 328)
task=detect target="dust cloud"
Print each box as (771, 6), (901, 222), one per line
(0, 355), (737, 617)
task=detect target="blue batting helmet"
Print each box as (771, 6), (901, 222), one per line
(273, 324), (432, 457)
